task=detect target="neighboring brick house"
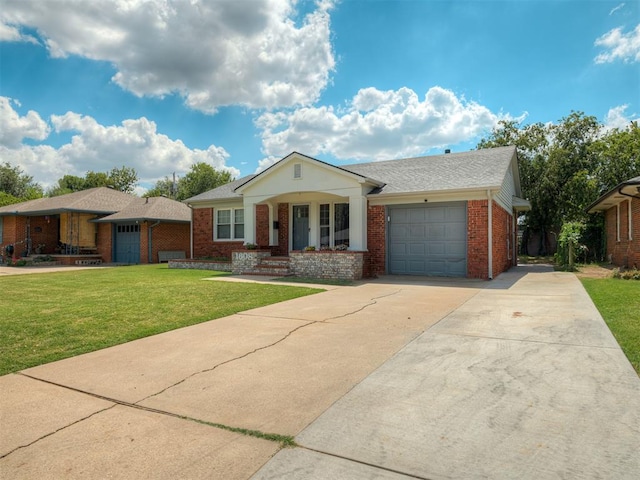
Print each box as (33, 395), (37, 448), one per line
(0, 187), (190, 264)
(587, 176), (640, 269)
(186, 146), (530, 280)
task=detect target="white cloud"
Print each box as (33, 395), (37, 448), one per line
(603, 104), (637, 130)
(0, 0), (335, 113)
(0, 97), (238, 189)
(594, 23), (640, 63)
(609, 3), (625, 16)
(0, 21), (38, 43)
(0, 97), (50, 148)
(255, 86), (511, 171)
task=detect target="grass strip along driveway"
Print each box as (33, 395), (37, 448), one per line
(581, 278), (640, 375)
(0, 265), (321, 376)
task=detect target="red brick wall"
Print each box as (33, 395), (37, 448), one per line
(256, 204), (270, 248)
(1, 216), (20, 256)
(366, 204), (386, 277)
(96, 223), (112, 263)
(27, 216), (59, 254)
(467, 200), (514, 279)
(275, 203), (289, 256)
(192, 207), (243, 259)
(467, 200), (488, 279)
(148, 223), (191, 263)
(606, 198), (640, 269)
(492, 201), (514, 277)
(1, 216), (29, 257)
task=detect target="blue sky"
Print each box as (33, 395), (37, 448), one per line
(1, 0), (638, 194)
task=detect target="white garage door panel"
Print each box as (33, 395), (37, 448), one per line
(389, 203), (467, 277)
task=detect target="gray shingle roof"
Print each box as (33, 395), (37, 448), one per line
(183, 175), (256, 203)
(94, 196), (191, 223)
(342, 146), (517, 195)
(183, 146), (517, 203)
(0, 187), (135, 216)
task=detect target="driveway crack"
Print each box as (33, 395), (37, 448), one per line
(138, 320), (317, 402)
(0, 403), (116, 459)
(140, 289), (403, 402)
(325, 289), (402, 320)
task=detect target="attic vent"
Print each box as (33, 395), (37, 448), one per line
(293, 163), (302, 179)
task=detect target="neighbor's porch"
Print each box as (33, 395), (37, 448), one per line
(0, 213), (111, 264)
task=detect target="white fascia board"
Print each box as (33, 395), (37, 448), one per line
(587, 193), (631, 213)
(367, 187), (501, 206)
(187, 199), (243, 209)
(236, 152), (383, 195)
(509, 150), (524, 197)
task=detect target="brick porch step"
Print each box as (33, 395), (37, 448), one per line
(249, 256), (291, 276)
(259, 256), (291, 268)
(249, 265), (292, 276)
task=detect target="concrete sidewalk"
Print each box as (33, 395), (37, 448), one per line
(1, 274), (482, 478)
(254, 267), (640, 479)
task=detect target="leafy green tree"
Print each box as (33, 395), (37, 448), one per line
(177, 163), (233, 201)
(83, 171), (110, 189)
(48, 166), (139, 196)
(107, 166), (138, 193)
(144, 164), (232, 201)
(478, 112), (605, 256)
(0, 162), (43, 205)
(46, 174), (86, 196)
(144, 176), (177, 198)
(592, 121), (640, 193)
(178, 163), (232, 200)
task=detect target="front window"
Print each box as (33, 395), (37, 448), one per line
(234, 209), (244, 239)
(216, 208), (244, 240)
(334, 203), (349, 247)
(318, 203), (349, 248)
(320, 204), (330, 248)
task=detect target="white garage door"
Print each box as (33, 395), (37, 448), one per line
(388, 202), (467, 277)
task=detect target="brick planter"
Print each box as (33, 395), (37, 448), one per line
(231, 250), (272, 274)
(168, 259), (232, 271)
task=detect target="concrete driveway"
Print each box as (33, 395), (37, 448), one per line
(1, 266), (639, 479)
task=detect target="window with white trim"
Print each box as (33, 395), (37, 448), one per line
(215, 208), (244, 240)
(320, 204), (330, 247)
(319, 203), (349, 248)
(334, 203), (349, 247)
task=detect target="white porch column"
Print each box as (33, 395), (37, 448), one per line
(349, 195), (368, 251)
(244, 200), (256, 245)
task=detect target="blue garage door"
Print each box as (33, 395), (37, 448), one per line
(115, 223), (140, 264)
(388, 203), (467, 277)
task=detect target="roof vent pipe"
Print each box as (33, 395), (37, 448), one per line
(444, 149), (451, 154)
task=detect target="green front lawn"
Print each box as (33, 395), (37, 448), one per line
(581, 278), (640, 374)
(0, 265), (321, 376)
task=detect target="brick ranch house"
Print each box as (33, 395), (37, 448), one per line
(587, 175), (640, 269)
(0, 187), (190, 265)
(185, 146), (530, 280)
